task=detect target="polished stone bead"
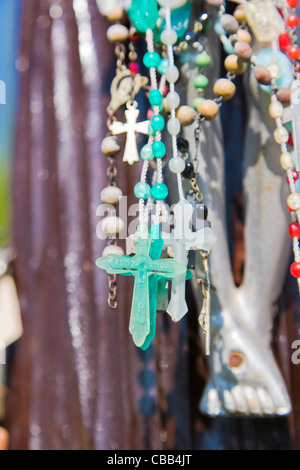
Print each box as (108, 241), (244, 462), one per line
(220, 14), (239, 34)
(157, 58), (169, 75)
(234, 40), (252, 61)
(128, 0), (159, 33)
(151, 183), (169, 200)
(102, 216), (124, 236)
(141, 144), (154, 161)
(166, 91), (180, 109)
(167, 117), (181, 135)
(177, 136), (189, 152)
(273, 126), (289, 144)
(181, 161), (195, 178)
(152, 141), (166, 158)
(192, 97), (205, 110)
(149, 89), (163, 107)
(151, 114), (165, 132)
(143, 51), (161, 69)
(288, 221), (300, 238)
(287, 192), (300, 210)
(193, 74), (209, 89)
(224, 54), (246, 74)
(165, 65), (179, 83)
(254, 65), (272, 85)
(269, 101), (283, 118)
(276, 87), (291, 106)
(290, 261), (300, 278)
(161, 28), (178, 45)
(101, 136), (121, 156)
(169, 157), (185, 173)
(237, 29), (252, 44)
(106, 24), (129, 43)
(195, 51), (211, 67)
(280, 152), (294, 170)
(134, 182), (151, 199)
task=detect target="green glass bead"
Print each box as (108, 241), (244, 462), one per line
(143, 51), (161, 69)
(141, 144), (154, 161)
(128, 0), (159, 34)
(152, 141), (166, 158)
(157, 58), (169, 75)
(193, 74), (209, 89)
(195, 51), (211, 67)
(193, 97), (205, 110)
(134, 182), (151, 199)
(151, 114), (165, 132)
(151, 183), (168, 200)
(149, 89), (163, 107)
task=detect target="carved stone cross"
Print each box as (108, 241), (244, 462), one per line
(282, 79), (300, 171)
(109, 104), (149, 165)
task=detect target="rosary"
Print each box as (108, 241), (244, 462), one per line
(96, 0), (300, 353)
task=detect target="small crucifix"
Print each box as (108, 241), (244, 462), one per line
(109, 102), (149, 165)
(163, 199), (217, 323)
(282, 79), (300, 171)
(96, 225), (186, 348)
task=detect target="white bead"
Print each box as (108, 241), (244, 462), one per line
(280, 152), (294, 170)
(273, 126), (289, 144)
(166, 91), (180, 109)
(167, 117), (181, 135)
(161, 28), (178, 45)
(158, 0), (187, 8)
(100, 186), (122, 205)
(165, 65), (179, 83)
(269, 101), (283, 118)
(102, 245), (124, 257)
(287, 192), (300, 211)
(102, 216), (124, 236)
(169, 157), (185, 173)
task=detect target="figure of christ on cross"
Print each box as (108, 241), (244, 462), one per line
(96, 225), (187, 348)
(109, 103), (149, 165)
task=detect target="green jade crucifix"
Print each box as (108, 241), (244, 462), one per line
(96, 225), (186, 348)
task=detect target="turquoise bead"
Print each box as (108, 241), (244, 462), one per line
(143, 51), (161, 69)
(134, 182), (151, 199)
(193, 74), (209, 89)
(157, 58), (169, 75)
(157, 2), (192, 40)
(141, 144), (154, 161)
(128, 0), (159, 33)
(222, 37), (235, 55)
(195, 51), (211, 67)
(151, 183), (168, 200)
(151, 114), (165, 132)
(152, 141), (166, 158)
(149, 89), (163, 107)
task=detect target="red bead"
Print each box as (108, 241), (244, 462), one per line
(285, 14), (300, 27)
(287, 0), (299, 7)
(287, 45), (300, 60)
(289, 221), (300, 237)
(279, 32), (291, 52)
(290, 261), (300, 277)
(129, 62), (139, 75)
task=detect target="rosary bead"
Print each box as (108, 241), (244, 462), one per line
(236, 29), (252, 44)
(273, 126), (289, 144)
(165, 65), (179, 83)
(193, 74), (209, 89)
(141, 144), (154, 161)
(152, 141), (166, 158)
(134, 182), (151, 199)
(102, 216), (124, 236)
(167, 117), (181, 135)
(285, 14), (300, 28)
(288, 221), (300, 238)
(220, 14), (239, 35)
(234, 40), (253, 61)
(287, 45), (300, 61)
(279, 32), (291, 53)
(287, 192), (300, 211)
(181, 161), (195, 179)
(101, 136), (121, 157)
(143, 51), (161, 69)
(280, 151), (294, 170)
(213, 78), (236, 101)
(166, 91), (180, 109)
(197, 99), (219, 121)
(254, 65), (271, 85)
(161, 28), (178, 45)
(224, 54), (246, 74)
(100, 186), (122, 205)
(234, 7), (247, 23)
(195, 51), (211, 67)
(169, 157), (185, 173)
(290, 261), (300, 278)
(106, 24), (129, 43)
(192, 97), (205, 110)
(176, 106), (196, 126)
(276, 87), (291, 106)
(129, 62), (139, 75)
(102, 245), (124, 257)
(128, 0), (159, 32)
(287, 0), (299, 6)
(151, 114), (165, 132)
(157, 58), (169, 75)
(151, 183), (168, 200)
(176, 136), (189, 152)
(149, 89), (163, 107)
(269, 101), (283, 118)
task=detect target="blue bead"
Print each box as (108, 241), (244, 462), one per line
(151, 183), (168, 200)
(152, 141), (166, 158)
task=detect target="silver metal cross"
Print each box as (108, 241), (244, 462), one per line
(282, 80), (300, 171)
(109, 103), (149, 165)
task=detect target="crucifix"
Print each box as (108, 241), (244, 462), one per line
(96, 224), (186, 348)
(163, 199), (217, 324)
(282, 79), (300, 172)
(109, 102), (149, 165)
